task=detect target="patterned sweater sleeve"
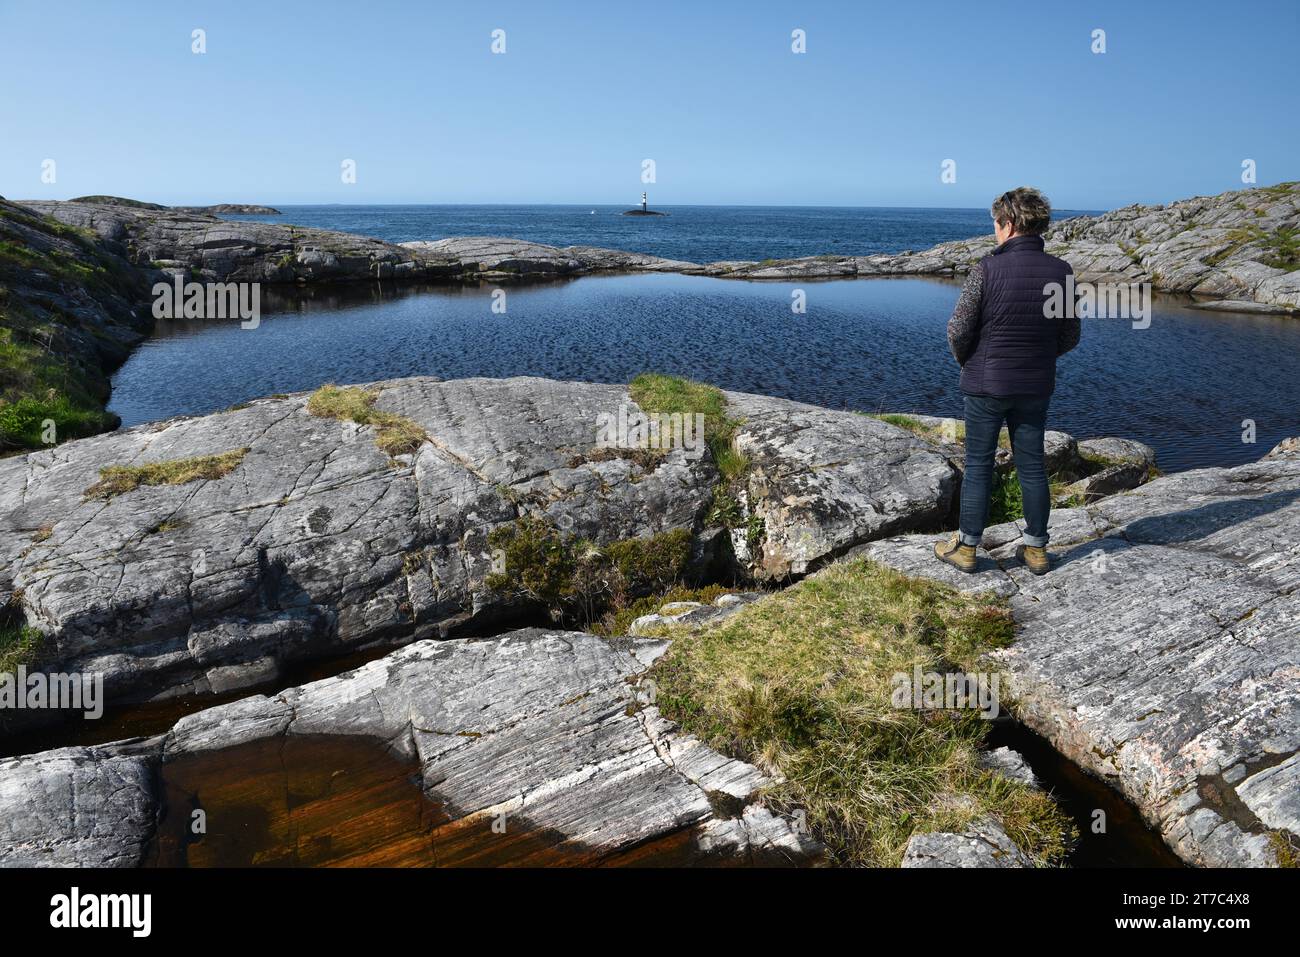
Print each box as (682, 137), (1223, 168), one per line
(947, 259), (984, 365)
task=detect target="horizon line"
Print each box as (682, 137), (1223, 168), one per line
(14, 197), (1115, 214)
(15, 179), (1296, 214)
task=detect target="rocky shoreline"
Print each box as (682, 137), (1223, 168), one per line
(21, 183), (1297, 310)
(0, 371), (1295, 867)
(0, 376), (1159, 725)
(2, 183), (1294, 453)
(1, 188), (1297, 869)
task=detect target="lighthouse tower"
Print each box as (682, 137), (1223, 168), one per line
(641, 192), (648, 213)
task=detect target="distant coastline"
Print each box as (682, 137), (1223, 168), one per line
(1, 182), (1295, 454)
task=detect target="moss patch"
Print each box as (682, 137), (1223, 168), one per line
(306, 384), (428, 458)
(650, 558), (1075, 866)
(85, 448), (250, 499)
(1269, 830), (1299, 868)
(485, 516), (693, 628)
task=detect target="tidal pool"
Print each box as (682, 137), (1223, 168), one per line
(109, 274), (1300, 474)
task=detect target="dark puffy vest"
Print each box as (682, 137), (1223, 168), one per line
(960, 234), (1072, 398)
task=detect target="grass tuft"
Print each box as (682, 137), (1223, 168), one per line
(989, 469), (1024, 524)
(85, 448), (250, 499)
(0, 620), (45, 674)
(868, 412), (968, 445)
(306, 384), (428, 458)
(629, 373), (747, 481)
(650, 558), (1075, 866)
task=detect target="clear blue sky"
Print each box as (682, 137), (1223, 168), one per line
(2, 0), (1295, 210)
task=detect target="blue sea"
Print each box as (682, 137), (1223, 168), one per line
(223, 204), (1102, 263)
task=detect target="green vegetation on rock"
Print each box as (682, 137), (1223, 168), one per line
(84, 448), (250, 499)
(0, 202), (146, 452)
(990, 470), (1086, 522)
(0, 618), (45, 674)
(651, 558), (1076, 866)
(1210, 224), (1300, 271)
(485, 515), (693, 629)
(1259, 226), (1300, 271)
(1269, 830), (1299, 868)
(989, 470), (1025, 524)
(869, 412), (966, 444)
(597, 583), (735, 638)
(626, 373), (763, 566)
(306, 384), (428, 458)
(0, 298), (115, 450)
(629, 372), (747, 480)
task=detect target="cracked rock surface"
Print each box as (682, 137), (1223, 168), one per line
(0, 376), (955, 725)
(728, 392), (958, 579)
(854, 438), (1300, 867)
(0, 627), (823, 867)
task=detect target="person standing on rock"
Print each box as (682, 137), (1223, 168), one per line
(934, 187), (1080, 576)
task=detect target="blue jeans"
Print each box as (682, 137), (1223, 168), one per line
(959, 394), (1051, 548)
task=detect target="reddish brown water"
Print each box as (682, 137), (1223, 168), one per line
(148, 735), (446, 867)
(143, 733), (778, 867)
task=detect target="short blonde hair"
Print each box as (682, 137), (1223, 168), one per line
(991, 187), (1052, 236)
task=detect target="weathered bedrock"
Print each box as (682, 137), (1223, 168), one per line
(20, 199), (463, 284)
(854, 437), (1300, 868)
(2, 379), (1295, 868)
(0, 377), (959, 725)
(0, 627), (823, 867)
(407, 184), (1300, 311)
(20, 182), (1300, 312)
(695, 182), (1300, 312)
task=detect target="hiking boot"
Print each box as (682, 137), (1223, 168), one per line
(934, 533), (978, 573)
(1016, 543), (1050, 576)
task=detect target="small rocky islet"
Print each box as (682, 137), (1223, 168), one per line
(0, 187), (1297, 869)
